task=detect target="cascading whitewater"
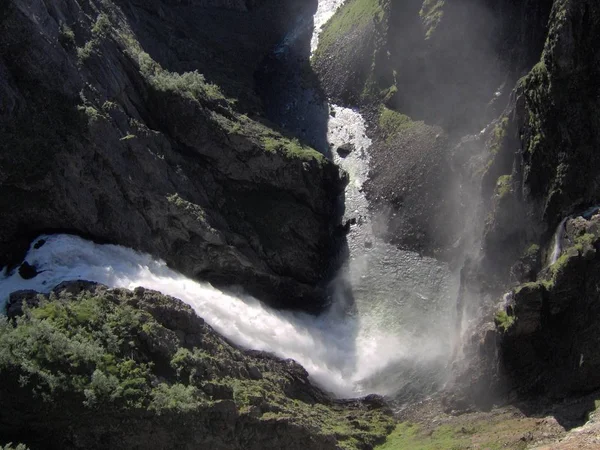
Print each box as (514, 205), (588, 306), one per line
(0, 234), (451, 398)
(311, 0), (345, 52)
(0, 0), (460, 401)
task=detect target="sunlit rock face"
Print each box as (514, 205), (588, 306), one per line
(0, 0), (349, 311)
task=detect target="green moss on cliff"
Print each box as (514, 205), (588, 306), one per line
(420, 0), (446, 39)
(378, 106), (423, 142)
(521, 61), (550, 157)
(494, 310), (515, 332)
(524, 243), (541, 258)
(260, 133), (326, 163)
(490, 117), (509, 156)
(495, 175), (513, 199)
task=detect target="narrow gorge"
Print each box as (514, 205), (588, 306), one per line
(1, 0), (600, 449)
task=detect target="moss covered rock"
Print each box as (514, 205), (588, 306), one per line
(496, 211), (600, 397)
(0, 282), (394, 449)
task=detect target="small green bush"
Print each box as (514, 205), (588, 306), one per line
(1, 444), (30, 450)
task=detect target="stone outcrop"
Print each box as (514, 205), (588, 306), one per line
(497, 213), (600, 398)
(0, 282), (394, 449)
(0, 0), (345, 312)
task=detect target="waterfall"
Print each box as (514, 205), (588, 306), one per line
(0, 234), (452, 398)
(0, 0), (459, 401)
(550, 217), (569, 265)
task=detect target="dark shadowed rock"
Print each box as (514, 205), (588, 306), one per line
(6, 290), (40, 318)
(336, 143), (355, 158)
(17, 262), (38, 280)
(0, 0), (345, 312)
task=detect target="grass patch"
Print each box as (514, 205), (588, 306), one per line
(378, 106), (422, 142)
(260, 134), (324, 162)
(377, 419), (530, 450)
(377, 422), (472, 450)
(315, 0), (385, 56)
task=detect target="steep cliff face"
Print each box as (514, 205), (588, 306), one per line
(0, 0), (346, 311)
(486, 0), (600, 399)
(313, 0), (600, 404)
(0, 282), (394, 449)
(311, 0), (556, 259)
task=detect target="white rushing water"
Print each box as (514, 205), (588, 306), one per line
(311, 0), (346, 53)
(550, 217), (569, 265)
(0, 234), (451, 398)
(0, 0), (459, 401)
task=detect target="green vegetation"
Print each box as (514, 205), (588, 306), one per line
(381, 84), (398, 104)
(550, 252), (571, 279)
(495, 174), (513, 199)
(494, 310), (515, 332)
(377, 420), (528, 450)
(575, 232), (596, 252)
(420, 0), (446, 39)
(378, 106), (422, 142)
(67, 0), (328, 165)
(260, 134), (324, 162)
(77, 105), (106, 123)
(0, 292), (156, 408)
(120, 31), (324, 163)
(315, 0), (385, 56)
(0, 444), (29, 450)
(166, 193), (219, 234)
(514, 280), (549, 295)
(1, 288), (393, 449)
(524, 243), (540, 258)
(520, 60), (549, 156)
(77, 13), (111, 63)
(149, 383), (201, 414)
(58, 22), (75, 49)
(490, 116), (509, 156)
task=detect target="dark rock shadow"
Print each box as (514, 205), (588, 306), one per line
(515, 391), (600, 431)
(254, 6), (331, 158)
(253, 5), (362, 385)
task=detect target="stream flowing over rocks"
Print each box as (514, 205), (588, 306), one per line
(3, 0), (600, 448)
(0, 0), (459, 402)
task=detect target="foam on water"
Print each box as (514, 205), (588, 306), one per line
(0, 234), (449, 398)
